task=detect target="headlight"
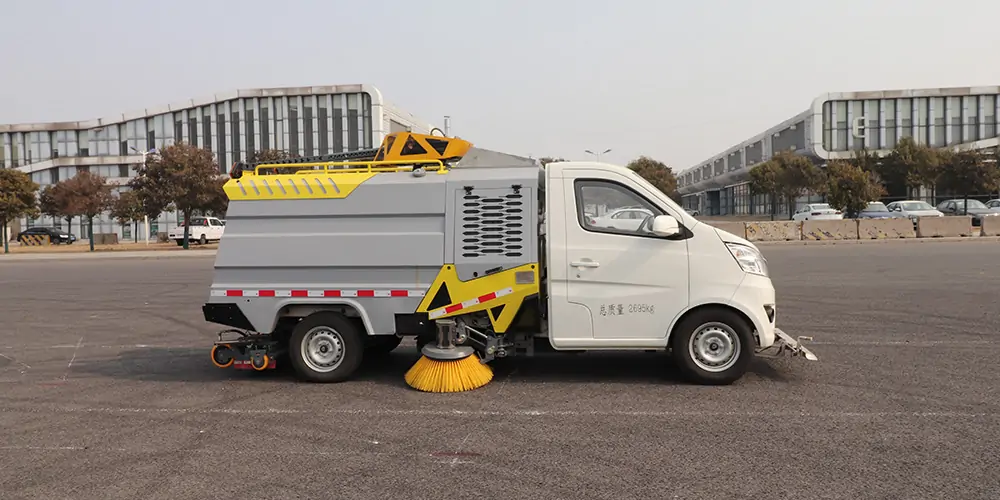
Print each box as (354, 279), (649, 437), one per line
(725, 242), (768, 277)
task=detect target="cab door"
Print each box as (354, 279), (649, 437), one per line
(558, 169), (690, 343)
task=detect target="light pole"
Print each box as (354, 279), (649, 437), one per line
(130, 146), (157, 245)
(585, 148), (612, 161)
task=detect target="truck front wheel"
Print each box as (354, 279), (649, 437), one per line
(670, 308), (754, 385)
(288, 312), (364, 383)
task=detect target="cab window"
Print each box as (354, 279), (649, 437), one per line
(574, 179), (664, 237)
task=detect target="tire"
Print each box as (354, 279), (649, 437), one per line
(670, 307), (754, 385)
(199, 234), (207, 245)
(175, 239), (184, 246)
(288, 311), (364, 383)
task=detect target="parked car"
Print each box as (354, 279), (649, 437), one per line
(168, 216), (226, 245)
(683, 208), (700, 217)
(853, 201), (905, 219)
(984, 199), (1000, 212)
(588, 207), (654, 232)
(885, 200), (944, 224)
(15, 226), (76, 245)
(791, 203), (843, 221)
(935, 199), (1000, 226)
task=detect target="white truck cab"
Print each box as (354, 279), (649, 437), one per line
(169, 216), (225, 246)
(202, 148), (815, 386)
(542, 161), (808, 383)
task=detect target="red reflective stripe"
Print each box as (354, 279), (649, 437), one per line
(477, 292), (497, 303)
(226, 290), (243, 297)
(291, 290), (308, 297)
(357, 290), (375, 297)
(323, 290), (341, 297)
(258, 290), (275, 297)
(445, 303), (464, 314)
(390, 290), (408, 297)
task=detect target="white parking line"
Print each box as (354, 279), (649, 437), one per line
(0, 406), (992, 419)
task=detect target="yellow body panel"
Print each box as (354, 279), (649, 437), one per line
(223, 171), (378, 201)
(416, 263), (540, 334)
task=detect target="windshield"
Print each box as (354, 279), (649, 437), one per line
(957, 200), (987, 209)
(866, 202), (888, 212)
(901, 202), (934, 210)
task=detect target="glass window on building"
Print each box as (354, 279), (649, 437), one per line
(965, 96), (979, 142)
(984, 95), (997, 138)
(899, 98), (913, 140)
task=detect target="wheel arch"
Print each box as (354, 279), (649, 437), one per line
(667, 302), (758, 347)
(273, 300), (374, 336)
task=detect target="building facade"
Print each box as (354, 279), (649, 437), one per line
(678, 86), (1000, 216)
(0, 84), (439, 241)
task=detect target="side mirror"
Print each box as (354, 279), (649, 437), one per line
(651, 215), (680, 237)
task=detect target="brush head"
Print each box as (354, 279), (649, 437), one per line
(421, 344), (475, 360)
(404, 353), (493, 393)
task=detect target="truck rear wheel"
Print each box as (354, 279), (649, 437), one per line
(288, 312), (364, 383)
(670, 308), (754, 385)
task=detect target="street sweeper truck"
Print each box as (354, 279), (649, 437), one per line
(202, 132), (818, 392)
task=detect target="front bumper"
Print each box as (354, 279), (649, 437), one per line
(757, 327), (818, 361)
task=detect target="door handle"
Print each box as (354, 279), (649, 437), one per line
(571, 260), (600, 268)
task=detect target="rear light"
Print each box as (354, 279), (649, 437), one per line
(835, 211), (842, 214)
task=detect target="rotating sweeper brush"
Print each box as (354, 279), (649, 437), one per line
(404, 319), (493, 393)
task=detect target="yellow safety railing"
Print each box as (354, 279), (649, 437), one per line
(252, 159), (448, 176)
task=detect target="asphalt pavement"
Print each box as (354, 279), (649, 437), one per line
(1, 242), (999, 499)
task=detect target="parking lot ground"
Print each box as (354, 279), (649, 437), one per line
(2, 244), (1000, 499)
(2, 241), (218, 254)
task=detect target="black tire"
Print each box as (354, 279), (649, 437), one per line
(288, 312), (364, 383)
(175, 239), (184, 246)
(365, 334), (403, 356)
(670, 307), (754, 385)
(199, 234), (207, 245)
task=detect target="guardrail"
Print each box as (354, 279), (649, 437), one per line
(703, 216), (1000, 241)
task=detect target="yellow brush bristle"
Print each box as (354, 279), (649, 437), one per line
(404, 354), (494, 393)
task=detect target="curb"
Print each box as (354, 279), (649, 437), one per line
(755, 236), (1000, 246)
(0, 249), (218, 262)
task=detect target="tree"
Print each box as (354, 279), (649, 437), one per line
(0, 169), (40, 254)
(773, 151), (826, 219)
(37, 185), (63, 229)
(60, 171), (114, 251)
(109, 190), (145, 243)
(748, 160), (782, 220)
(937, 149), (1000, 213)
(626, 156), (680, 202)
(39, 181), (82, 235)
(131, 142), (222, 249)
(880, 137), (942, 198)
(202, 177), (229, 218)
(823, 160), (887, 218)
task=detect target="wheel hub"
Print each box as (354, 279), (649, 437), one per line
(689, 323), (740, 373)
(302, 327), (345, 373)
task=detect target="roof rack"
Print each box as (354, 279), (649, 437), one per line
(251, 159), (449, 176)
(229, 132), (473, 179)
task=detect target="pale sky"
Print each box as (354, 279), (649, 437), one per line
(2, 0), (999, 170)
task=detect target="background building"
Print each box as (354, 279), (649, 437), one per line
(0, 84), (439, 241)
(678, 86), (1000, 217)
